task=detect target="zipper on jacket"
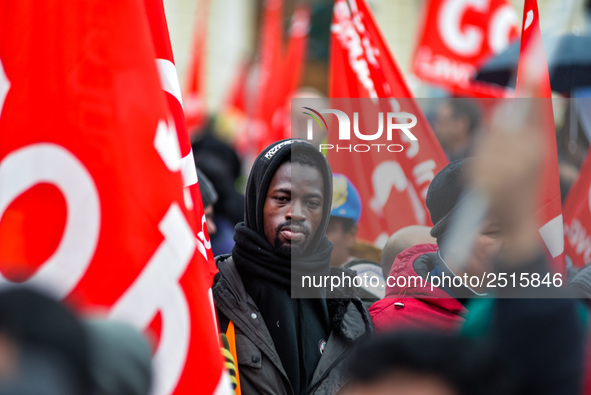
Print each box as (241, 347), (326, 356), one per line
(307, 348), (352, 394)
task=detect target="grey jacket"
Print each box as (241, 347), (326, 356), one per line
(212, 256), (373, 395)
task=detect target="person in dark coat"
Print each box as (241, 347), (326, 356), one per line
(212, 139), (372, 395)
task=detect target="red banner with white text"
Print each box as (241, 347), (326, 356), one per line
(563, 152), (591, 267)
(328, 0), (448, 246)
(0, 1), (230, 394)
(515, 0), (565, 273)
(413, 0), (519, 96)
(143, 0), (218, 284)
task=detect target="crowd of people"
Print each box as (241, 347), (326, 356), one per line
(201, 97), (590, 395)
(4, 97), (589, 395)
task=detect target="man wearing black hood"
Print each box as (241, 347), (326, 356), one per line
(213, 139), (372, 395)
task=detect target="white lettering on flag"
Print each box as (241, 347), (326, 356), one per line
(0, 143), (100, 299)
(156, 59), (184, 109)
(539, 214), (565, 258)
(0, 60), (9, 117)
(110, 202), (194, 395)
(154, 119), (182, 172)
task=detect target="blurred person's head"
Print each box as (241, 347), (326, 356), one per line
(434, 99), (481, 160)
(0, 288), (94, 395)
(326, 174), (361, 267)
(426, 159), (504, 289)
(244, 139), (333, 257)
(197, 168), (218, 235)
(340, 332), (516, 395)
(85, 320), (152, 395)
(381, 226), (436, 278)
(191, 130), (244, 225)
(290, 88), (328, 146)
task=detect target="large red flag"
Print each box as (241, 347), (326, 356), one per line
(143, 0), (218, 285)
(413, 0), (519, 96)
(260, 3), (311, 150)
(328, 0), (448, 246)
(563, 152), (591, 267)
(283, 5), (311, 100)
(246, 0), (284, 152)
(0, 1), (230, 394)
(515, 0), (565, 272)
(184, 0), (210, 134)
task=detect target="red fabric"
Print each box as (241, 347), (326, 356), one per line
(250, 0), (284, 152)
(369, 244), (466, 333)
(413, 0), (519, 96)
(256, 1), (311, 152)
(515, 0), (565, 274)
(143, 0), (217, 284)
(0, 1), (228, 393)
(563, 152), (591, 267)
(225, 60), (250, 114)
(183, 0), (210, 134)
(328, 0), (449, 245)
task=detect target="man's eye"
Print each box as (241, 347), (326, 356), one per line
(307, 200), (321, 208)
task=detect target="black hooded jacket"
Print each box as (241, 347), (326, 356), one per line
(213, 139), (373, 395)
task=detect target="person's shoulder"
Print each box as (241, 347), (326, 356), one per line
(327, 266), (374, 340)
(342, 258), (382, 273)
(370, 297), (464, 333)
(212, 254), (244, 293)
(213, 254), (233, 284)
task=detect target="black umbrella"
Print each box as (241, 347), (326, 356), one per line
(474, 33), (591, 95)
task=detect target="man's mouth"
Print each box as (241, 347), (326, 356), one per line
(279, 226), (307, 243)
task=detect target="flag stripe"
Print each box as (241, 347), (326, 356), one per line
(539, 214), (565, 258)
(157, 58), (184, 109)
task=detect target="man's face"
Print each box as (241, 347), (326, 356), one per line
(325, 217), (357, 267)
(433, 102), (468, 151)
(463, 216), (504, 287)
(263, 161), (324, 256)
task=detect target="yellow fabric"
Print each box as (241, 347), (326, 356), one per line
(226, 321), (241, 395)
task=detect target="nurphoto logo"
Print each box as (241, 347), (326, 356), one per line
(302, 106), (418, 153)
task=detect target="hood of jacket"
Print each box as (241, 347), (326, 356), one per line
(243, 138), (333, 255)
(384, 243), (466, 311)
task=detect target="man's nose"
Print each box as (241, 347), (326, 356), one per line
(287, 200), (305, 221)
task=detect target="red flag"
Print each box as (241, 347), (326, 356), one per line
(0, 1), (230, 394)
(283, 4), (311, 103)
(184, 0), (210, 134)
(143, 0), (218, 284)
(243, 0), (311, 154)
(563, 152), (591, 267)
(328, 0), (449, 246)
(259, 3), (311, 150)
(226, 60), (251, 115)
(515, 0), (565, 272)
(246, 0), (284, 152)
(413, 0), (519, 96)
